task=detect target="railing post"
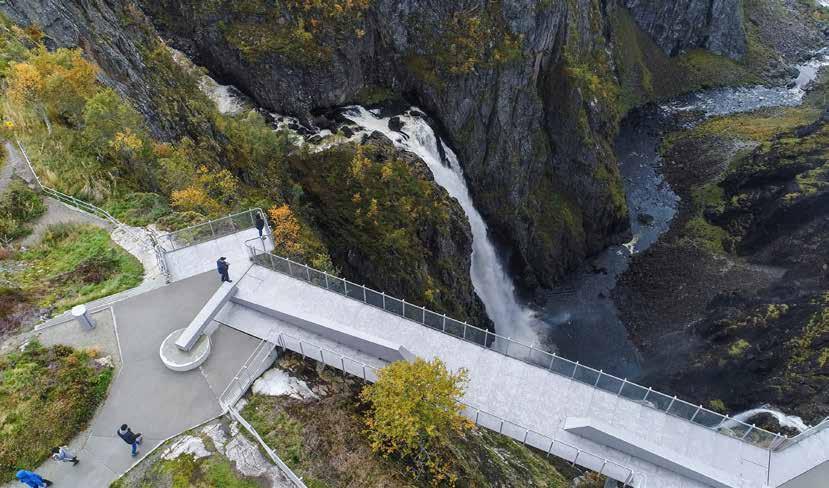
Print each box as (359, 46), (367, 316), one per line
(381, 292), (386, 309)
(643, 387), (652, 401)
(363, 286), (367, 303)
(442, 314), (447, 332)
(401, 298), (406, 317)
(741, 424), (755, 440)
(299, 342), (305, 359)
(505, 339), (512, 356)
(618, 379), (627, 396)
(474, 410), (480, 424)
(421, 307), (426, 324)
(572, 450), (580, 466)
(462, 323), (467, 340)
(340, 357), (346, 375)
(666, 396), (677, 413)
(594, 370), (603, 387)
(209, 220), (215, 238)
(305, 265), (311, 281)
(498, 420), (504, 433)
(522, 430), (529, 444)
(690, 405), (702, 422)
(571, 361), (580, 379)
(288, 260), (293, 276)
(549, 353), (556, 371)
(324, 272), (329, 289)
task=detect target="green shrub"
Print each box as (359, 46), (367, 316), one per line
(361, 358), (471, 484)
(0, 180), (45, 242)
(106, 192), (171, 226)
(155, 210), (206, 231)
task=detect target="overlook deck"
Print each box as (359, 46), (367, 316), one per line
(155, 220), (828, 488)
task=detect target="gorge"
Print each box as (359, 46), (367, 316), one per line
(1, 0), (828, 445)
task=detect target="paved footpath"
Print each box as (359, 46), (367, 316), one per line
(2, 272), (260, 487)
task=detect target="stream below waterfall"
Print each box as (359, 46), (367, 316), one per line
(540, 49), (829, 382)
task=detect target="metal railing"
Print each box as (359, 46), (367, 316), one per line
(245, 244), (786, 450)
(15, 139), (170, 281)
(158, 208), (268, 252)
(274, 332), (636, 485)
(773, 417), (829, 451)
(226, 407), (307, 487)
(219, 334), (277, 408)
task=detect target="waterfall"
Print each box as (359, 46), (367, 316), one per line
(728, 406), (809, 433)
(342, 106), (538, 345)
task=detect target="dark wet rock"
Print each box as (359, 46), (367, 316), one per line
(339, 125), (355, 138)
(388, 116), (404, 132)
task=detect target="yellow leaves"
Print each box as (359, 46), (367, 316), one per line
(268, 204), (305, 256)
(171, 187), (222, 216)
(110, 129), (143, 153)
(379, 162), (393, 181)
(350, 144), (371, 179)
(6, 62), (43, 105)
(360, 358), (470, 485)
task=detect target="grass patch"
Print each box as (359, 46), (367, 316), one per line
(4, 223), (143, 314)
(0, 342), (113, 481)
(105, 192), (171, 227)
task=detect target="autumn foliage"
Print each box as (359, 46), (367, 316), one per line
(360, 358), (471, 485)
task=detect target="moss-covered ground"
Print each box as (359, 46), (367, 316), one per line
(240, 354), (581, 488)
(0, 342), (113, 481)
(0, 223), (143, 319)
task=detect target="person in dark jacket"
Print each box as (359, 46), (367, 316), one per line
(15, 469), (51, 487)
(217, 257), (231, 283)
(117, 424), (142, 457)
(254, 213), (266, 238)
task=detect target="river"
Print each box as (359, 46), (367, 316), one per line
(540, 50), (829, 380)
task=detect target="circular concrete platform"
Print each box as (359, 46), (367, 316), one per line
(160, 328), (211, 371)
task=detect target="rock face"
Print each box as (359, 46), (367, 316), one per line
(0, 0), (215, 142)
(622, 0), (747, 60)
(288, 133), (492, 328)
(135, 0), (631, 290)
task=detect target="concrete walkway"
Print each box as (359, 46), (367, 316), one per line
(218, 264), (776, 488)
(2, 272), (261, 487)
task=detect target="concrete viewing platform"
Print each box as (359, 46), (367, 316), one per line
(63, 218), (816, 488)
(152, 227), (822, 488)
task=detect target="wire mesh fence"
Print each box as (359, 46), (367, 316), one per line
(158, 208), (265, 252)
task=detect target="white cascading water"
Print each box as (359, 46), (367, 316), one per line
(342, 106), (538, 345)
(726, 406), (809, 433)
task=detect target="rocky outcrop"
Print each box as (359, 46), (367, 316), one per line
(622, 0), (747, 60)
(629, 113), (829, 424)
(135, 0), (630, 290)
(287, 133), (492, 328)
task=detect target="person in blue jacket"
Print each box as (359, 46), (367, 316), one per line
(216, 257), (232, 283)
(15, 469), (52, 487)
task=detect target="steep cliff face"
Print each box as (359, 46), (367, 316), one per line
(622, 0), (747, 60)
(0, 0), (219, 143)
(0, 0), (490, 326)
(136, 0), (630, 290)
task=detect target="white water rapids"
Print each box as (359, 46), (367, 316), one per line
(342, 106), (538, 346)
(727, 406), (810, 433)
